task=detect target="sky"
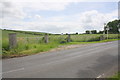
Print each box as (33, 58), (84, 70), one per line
(0, 0), (119, 34)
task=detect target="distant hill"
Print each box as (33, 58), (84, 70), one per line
(2, 29), (51, 36)
(2, 29), (53, 39)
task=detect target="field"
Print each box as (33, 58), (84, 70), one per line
(1, 29), (119, 58)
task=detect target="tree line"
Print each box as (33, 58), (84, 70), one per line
(85, 19), (120, 34)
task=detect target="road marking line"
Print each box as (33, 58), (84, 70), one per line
(97, 73), (104, 78)
(0, 68), (24, 74)
(97, 75), (102, 78)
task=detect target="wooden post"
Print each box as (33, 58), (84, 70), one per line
(44, 34), (49, 43)
(67, 34), (71, 42)
(9, 33), (17, 49)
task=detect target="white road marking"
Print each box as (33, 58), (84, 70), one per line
(97, 75), (102, 78)
(97, 73), (104, 78)
(0, 68), (24, 74)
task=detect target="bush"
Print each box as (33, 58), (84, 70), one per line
(25, 45), (29, 50)
(60, 39), (67, 44)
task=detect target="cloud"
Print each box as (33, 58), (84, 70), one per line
(0, 1), (26, 19)
(2, 0), (119, 2)
(0, 0), (71, 23)
(34, 15), (42, 20)
(2, 10), (117, 34)
(76, 10), (118, 31)
(47, 16), (65, 22)
(24, 2), (70, 11)
(1, 0), (71, 11)
(0, 0), (118, 33)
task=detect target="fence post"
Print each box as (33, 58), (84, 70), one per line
(9, 33), (17, 49)
(44, 34), (49, 43)
(67, 34), (71, 42)
(100, 35), (105, 41)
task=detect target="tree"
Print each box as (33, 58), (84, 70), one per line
(66, 33), (68, 35)
(75, 32), (78, 35)
(91, 30), (97, 34)
(85, 30), (90, 34)
(106, 19), (120, 34)
(98, 31), (104, 34)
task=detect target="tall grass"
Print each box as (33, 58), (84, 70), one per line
(2, 30), (119, 58)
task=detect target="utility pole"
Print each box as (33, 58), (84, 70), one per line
(103, 23), (106, 35)
(117, 23), (120, 38)
(117, 23), (120, 33)
(106, 25), (109, 40)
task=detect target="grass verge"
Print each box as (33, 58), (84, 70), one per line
(107, 72), (120, 80)
(2, 39), (119, 59)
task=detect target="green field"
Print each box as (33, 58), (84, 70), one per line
(1, 29), (119, 58)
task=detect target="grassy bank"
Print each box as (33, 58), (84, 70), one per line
(2, 30), (119, 58)
(108, 72), (120, 80)
(2, 38), (119, 59)
(111, 72), (120, 78)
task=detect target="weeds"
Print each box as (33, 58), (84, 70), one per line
(2, 30), (119, 58)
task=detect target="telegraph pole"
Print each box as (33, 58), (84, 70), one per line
(117, 23), (120, 38)
(103, 23), (106, 35)
(117, 23), (120, 33)
(106, 25), (109, 40)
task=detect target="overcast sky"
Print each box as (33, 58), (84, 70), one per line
(0, 0), (119, 34)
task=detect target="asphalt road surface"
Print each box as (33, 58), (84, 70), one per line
(2, 41), (118, 78)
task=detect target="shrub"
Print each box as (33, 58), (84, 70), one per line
(25, 45), (29, 50)
(60, 39), (67, 44)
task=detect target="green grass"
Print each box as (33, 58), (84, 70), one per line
(2, 39), (119, 58)
(111, 74), (118, 78)
(67, 39), (119, 44)
(107, 72), (120, 80)
(1, 29), (119, 58)
(2, 42), (59, 58)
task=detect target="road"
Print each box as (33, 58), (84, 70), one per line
(2, 41), (118, 78)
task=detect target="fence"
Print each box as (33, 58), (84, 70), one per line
(8, 33), (117, 49)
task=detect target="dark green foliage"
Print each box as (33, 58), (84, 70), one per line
(85, 30), (97, 34)
(60, 39), (67, 44)
(85, 30), (90, 34)
(34, 45), (37, 48)
(105, 19), (120, 34)
(85, 19), (120, 34)
(91, 30), (97, 34)
(98, 31), (104, 34)
(25, 45), (29, 50)
(75, 32), (78, 35)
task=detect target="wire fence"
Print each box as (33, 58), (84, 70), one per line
(2, 33), (119, 51)
(16, 34), (119, 45)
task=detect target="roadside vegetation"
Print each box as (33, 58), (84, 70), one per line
(111, 73), (119, 78)
(2, 29), (119, 59)
(108, 72), (120, 80)
(1, 19), (120, 58)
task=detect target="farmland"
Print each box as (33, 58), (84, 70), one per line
(1, 29), (119, 58)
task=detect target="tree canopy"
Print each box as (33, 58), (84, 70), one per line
(85, 19), (120, 34)
(105, 19), (120, 34)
